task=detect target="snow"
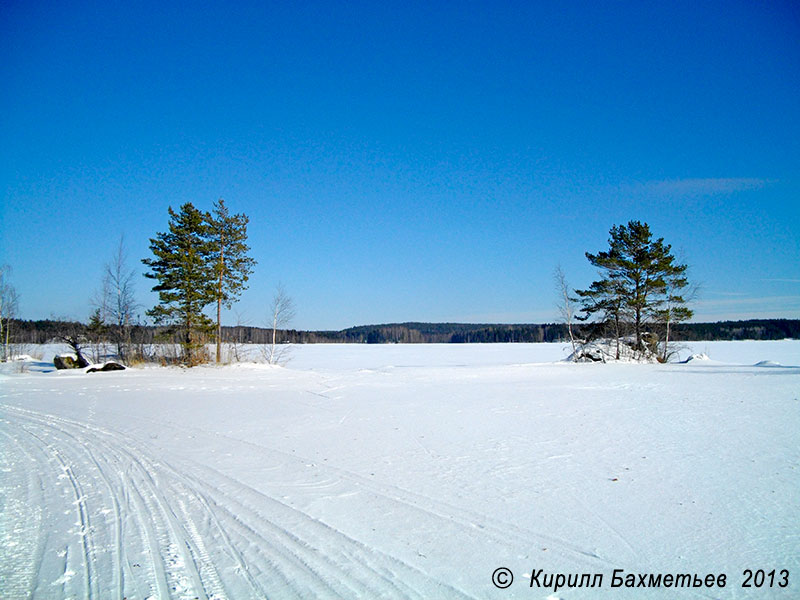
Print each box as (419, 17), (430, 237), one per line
(1, 341), (798, 598)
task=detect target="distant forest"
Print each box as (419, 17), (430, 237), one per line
(10, 318), (800, 345)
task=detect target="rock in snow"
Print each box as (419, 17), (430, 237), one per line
(53, 354), (80, 369)
(86, 361), (126, 373)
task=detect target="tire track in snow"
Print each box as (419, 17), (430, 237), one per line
(115, 425), (475, 598)
(0, 426), (46, 599)
(1, 404), (476, 599)
(171, 464), (457, 600)
(122, 449), (226, 600)
(20, 399), (617, 583)
(10, 421), (100, 599)
(174, 424), (619, 569)
(5, 407), (161, 599)
(0, 405), (233, 600)
(80, 441), (125, 598)
(119, 460), (172, 600)
(120, 393), (622, 571)
(10, 401), (691, 598)
(34, 413), (441, 598)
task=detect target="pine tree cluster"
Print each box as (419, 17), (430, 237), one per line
(574, 221), (693, 362)
(142, 200), (255, 365)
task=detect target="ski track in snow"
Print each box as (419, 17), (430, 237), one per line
(2, 341), (798, 599)
(0, 404), (486, 599)
(1, 402), (724, 600)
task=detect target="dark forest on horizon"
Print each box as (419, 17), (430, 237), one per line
(10, 318), (800, 345)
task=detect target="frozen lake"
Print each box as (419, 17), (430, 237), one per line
(1, 341), (798, 598)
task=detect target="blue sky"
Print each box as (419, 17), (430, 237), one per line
(2, 0), (799, 330)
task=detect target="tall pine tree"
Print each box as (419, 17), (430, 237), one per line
(206, 199), (256, 363)
(142, 203), (216, 365)
(577, 221), (691, 360)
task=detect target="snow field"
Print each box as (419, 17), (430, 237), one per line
(1, 341), (798, 599)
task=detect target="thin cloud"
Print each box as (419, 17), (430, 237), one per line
(693, 295), (800, 309)
(706, 290), (749, 297)
(761, 278), (800, 284)
(625, 177), (770, 197)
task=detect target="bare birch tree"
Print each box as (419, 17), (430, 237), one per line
(656, 275), (697, 362)
(226, 309), (251, 363)
(553, 265), (578, 360)
(96, 236), (139, 363)
(264, 284), (295, 365)
(0, 265), (19, 361)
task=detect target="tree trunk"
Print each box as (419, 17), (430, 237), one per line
(567, 319), (576, 359)
(271, 315), (277, 365)
(558, 279), (577, 360)
(216, 246), (224, 364)
(216, 295), (222, 363)
(186, 313), (193, 365)
(75, 347), (89, 368)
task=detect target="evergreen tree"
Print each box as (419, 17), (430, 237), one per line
(575, 275), (628, 360)
(206, 199), (256, 363)
(576, 221), (691, 359)
(86, 307), (108, 363)
(142, 203), (216, 365)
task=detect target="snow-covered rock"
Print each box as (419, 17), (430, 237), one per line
(54, 353), (80, 369)
(567, 338), (660, 363)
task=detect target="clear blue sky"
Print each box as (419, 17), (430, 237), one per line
(2, 0), (799, 330)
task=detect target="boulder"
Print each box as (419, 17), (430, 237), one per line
(87, 362), (126, 373)
(54, 354), (80, 369)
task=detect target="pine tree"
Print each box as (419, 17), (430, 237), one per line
(142, 203), (216, 365)
(576, 221), (691, 359)
(206, 199), (256, 363)
(87, 307), (108, 363)
(575, 275), (628, 360)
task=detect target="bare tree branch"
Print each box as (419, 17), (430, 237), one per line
(264, 283), (296, 365)
(0, 265), (19, 361)
(553, 265), (578, 361)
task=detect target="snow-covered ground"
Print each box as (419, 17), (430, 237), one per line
(1, 341), (798, 599)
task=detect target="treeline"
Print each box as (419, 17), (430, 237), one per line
(9, 319), (154, 345)
(320, 323), (568, 343)
(672, 319), (800, 341)
(223, 323), (568, 344)
(10, 318), (799, 345)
